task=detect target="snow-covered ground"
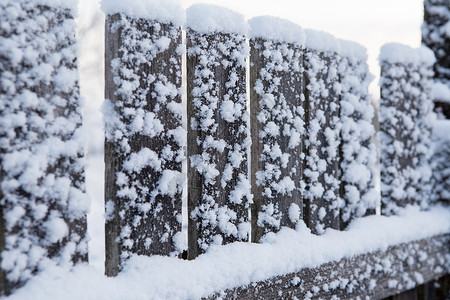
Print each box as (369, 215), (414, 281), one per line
(8, 206), (450, 300)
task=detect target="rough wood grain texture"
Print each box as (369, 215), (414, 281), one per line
(302, 50), (341, 234)
(249, 38), (304, 242)
(187, 30), (250, 259)
(206, 234), (450, 300)
(104, 14), (183, 276)
(0, 3), (88, 295)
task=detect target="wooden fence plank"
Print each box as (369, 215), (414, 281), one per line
(422, 0), (450, 85)
(414, 61), (435, 206)
(0, 2), (88, 294)
(379, 44), (435, 215)
(338, 41), (378, 229)
(249, 33), (305, 242)
(432, 121), (450, 204)
(302, 30), (341, 234)
(186, 4), (251, 259)
(104, 13), (184, 276)
(206, 234), (450, 299)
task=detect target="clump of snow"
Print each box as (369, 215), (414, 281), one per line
(432, 119), (450, 202)
(379, 43), (435, 66)
(7, 206), (450, 300)
(248, 16), (305, 45)
(101, 0), (185, 26)
(186, 3), (248, 35)
(432, 81), (450, 102)
(305, 29), (340, 53)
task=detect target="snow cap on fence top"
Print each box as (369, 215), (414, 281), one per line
(101, 0), (185, 26)
(433, 81), (450, 103)
(379, 43), (435, 66)
(338, 39), (368, 61)
(248, 16), (305, 45)
(305, 29), (340, 53)
(186, 3), (248, 35)
(34, 0), (78, 11)
(434, 120), (450, 142)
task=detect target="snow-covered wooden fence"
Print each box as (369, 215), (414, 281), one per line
(1, 0), (449, 298)
(99, 3), (449, 298)
(0, 0), (88, 294)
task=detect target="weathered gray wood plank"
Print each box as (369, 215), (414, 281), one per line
(303, 48), (341, 234)
(104, 14), (183, 276)
(379, 48), (435, 215)
(206, 234), (450, 299)
(338, 43), (378, 230)
(249, 38), (304, 242)
(187, 29), (250, 259)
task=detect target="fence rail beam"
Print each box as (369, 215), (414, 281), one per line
(206, 234), (450, 299)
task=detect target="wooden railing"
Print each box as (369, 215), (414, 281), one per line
(0, 1), (448, 298)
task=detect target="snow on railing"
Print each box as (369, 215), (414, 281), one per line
(0, 0), (88, 294)
(1, 0), (447, 297)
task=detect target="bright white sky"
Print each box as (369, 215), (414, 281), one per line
(178, 0), (424, 97)
(78, 0), (424, 100)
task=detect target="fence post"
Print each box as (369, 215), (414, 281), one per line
(103, 1), (185, 276)
(186, 4), (251, 259)
(302, 30), (341, 234)
(0, 1), (88, 294)
(248, 17), (305, 242)
(432, 121), (450, 203)
(337, 40), (378, 229)
(379, 44), (435, 215)
(422, 0), (449, 85)
(415, 54), (435, 207)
